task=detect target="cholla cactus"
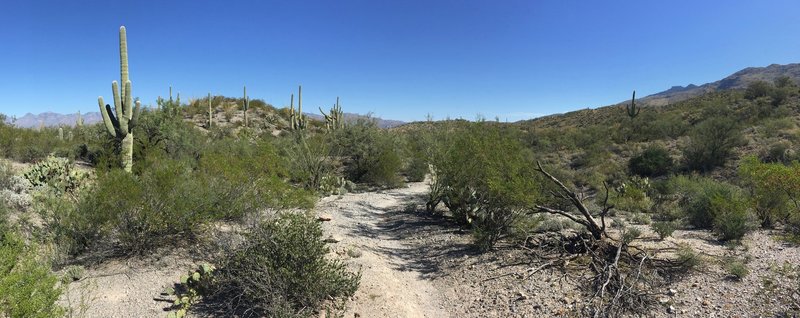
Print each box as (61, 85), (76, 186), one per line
(97, 26), (141, 173)
(319, 97), (344, 131)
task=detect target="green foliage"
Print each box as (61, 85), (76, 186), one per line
(675, 244), (702, 270)
(745, 80), (773, 100)
(281, 133), (338, 192)
(726, 260), (749, 280)
(23, 156), (89, 194)
(650, 221), (676, 240)
(203, 213), (360, 317)
(739, 156), (800, 229)
(165, 263), (215, 318)
(710, 191), (753, 241)
(628, 145), (673, 177)
(671, 175), (741, 229)
(429, 123), (539, 249)
(682, 116), (745, 172)
(0, 227), (64, 318)
(332, 119), (403, 188)
(611, 176), (653, 213)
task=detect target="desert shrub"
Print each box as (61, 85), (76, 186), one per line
(738, 156), (800, 229)
(0, 220), (64, 318)
(651, 221), (676, 240)
(401, 133), (432, 182)
(710, 191), (753, 241)
(682, 116), (745, 172)
(332, 119), (403, 187)
(726, 260), (749, 280)
(611, 176), (653, 213)
(281, 133), (338, 192)
(201, 213), (360, 317)
(0, 159), (13, 190)
(429, 123), (539, 249)
(628, 145), (673, 177)
(0, 125), (67, 163)
(675, 244), (702, 270)
(760, 140), (797, 164)
(745, 80), (773, 100)
(671, 175), (741, 229)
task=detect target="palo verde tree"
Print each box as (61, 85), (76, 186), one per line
(98, 26), (141, 173)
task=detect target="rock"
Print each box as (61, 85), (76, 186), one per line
(533, 303), (542, 310)
(659, 297), (671, 304)
(354, 313), (361, 318)
(667, 305), (676, 314)
(323, 236), (341, 243)
(668, 288), (677, 296)
(516, 292), (528, 301)
(702, 299), (710, 307)
(318, 214), (333, 222)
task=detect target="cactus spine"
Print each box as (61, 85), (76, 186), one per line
(319, 96), (344, 131)
(207, 93), (213, 129)
(625, 90), (639, 120)
(98, 26), (141, 173)
(242, 86), (249, 127)
(290, 85), (306, 130)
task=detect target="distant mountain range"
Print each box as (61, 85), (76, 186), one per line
(635, 63), (800, 107)
(5, 109), (406, 129)
(5, 63), (799, 129)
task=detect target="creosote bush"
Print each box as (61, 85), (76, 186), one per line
(628, 145), (673, 177)
(332, 119), (404, 188)
(200, 213), (360, 317)
(0, 203), (64, 318)
(429, 123), (540, 249)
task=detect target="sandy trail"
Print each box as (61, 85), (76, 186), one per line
(317, 182), (450, 318)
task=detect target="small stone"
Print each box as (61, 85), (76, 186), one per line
(702, 299), (710, 306)
(668, 289), (677, 296)
(692, 282), (699, 287)
(659, 297), (670, 304)
(323, 236), (341, 243)
(516, 292), (529, 301)
(318, 214), (333, 222)
(354, 313), (361, 318)
(533, 304), (542, 310)
(667, 305), (676, 314)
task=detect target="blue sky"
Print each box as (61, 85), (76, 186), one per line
(1, 1), (799, 122)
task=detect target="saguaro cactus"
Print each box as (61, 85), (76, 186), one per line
(76, 111), (84, 127)
(242, 86), (249, 127)
(207, 93), (213, 129)
(319, 96), (344, 131)
(625, 91), (639, 120)
(98, 26), (141, 173)
(290, 85), (306, 130)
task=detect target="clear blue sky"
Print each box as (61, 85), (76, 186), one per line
(1, 1), (798, 122)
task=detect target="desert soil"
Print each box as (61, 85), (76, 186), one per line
(62, 180), (800, 317)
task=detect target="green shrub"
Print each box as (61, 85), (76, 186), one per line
(672, 175), (741, 230)
(202, 213), (360, 317)
(332, 120), (404, 188)
(628, 145), (673, 177)
(682, 116), (745, 172)
(429, 123), (539, 249)
(281, 133), (337, 191)
(726, 260), (749, 280)
(0, 227), (64, 318)
(738, 156), (800, 230)
(611, 176), (653, 213)
(745, 80), (773, 100)
(710, 192), (753, 241)
(651, 221), (676, 240)
(675, 244), (702, 270)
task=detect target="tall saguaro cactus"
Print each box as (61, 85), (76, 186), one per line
(319, 96), (344, 131)
(242, 86), (249, 127)
(625, 91), (639, 120)
(290, 85), (306, 130)
(207, 93), (213, 129)
(98, 26), (141, 173)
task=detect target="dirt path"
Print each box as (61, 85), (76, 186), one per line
(317, 182), (450, 318)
